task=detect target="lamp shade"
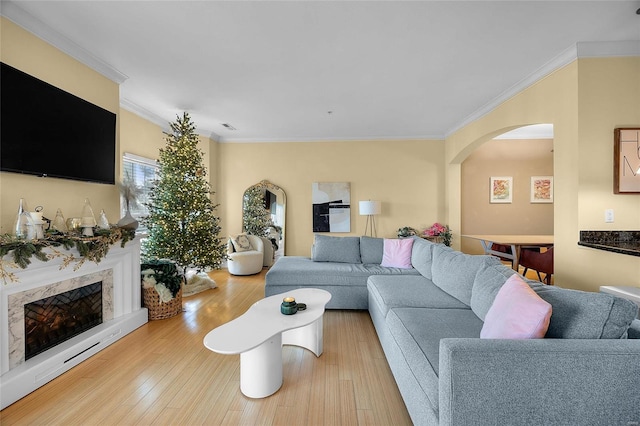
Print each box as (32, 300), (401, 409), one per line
(359, 200), (381, 216)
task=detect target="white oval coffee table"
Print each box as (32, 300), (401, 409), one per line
(203, 288), (332, 398)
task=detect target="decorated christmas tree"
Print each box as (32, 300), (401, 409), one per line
(242, 186), (272, 237)
(142, 112), (226, 276)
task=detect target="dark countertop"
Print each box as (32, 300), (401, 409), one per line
(578, 231), (640, 257)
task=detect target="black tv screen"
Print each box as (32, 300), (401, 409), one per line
(1, 62), (116, 184)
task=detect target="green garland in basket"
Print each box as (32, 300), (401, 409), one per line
(140, 259), (182, 298)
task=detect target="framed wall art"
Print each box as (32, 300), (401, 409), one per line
(490, 177), (512, 203)
(312, 182), (351, 232)
(614, 128), (640, 194)
(530, 176), (553, 203)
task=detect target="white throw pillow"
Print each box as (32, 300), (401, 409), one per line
(230, 234), (253, 252)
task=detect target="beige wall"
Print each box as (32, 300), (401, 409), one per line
(119, 109), (165, 161)
(219, 139), (445, 256)
(447, 57), (640, 292)
(572, 57), (640, 290)
(461, 138), (554, 255)
(1, 18), (120, 232)
(4, 14), (637, 292)
(0, 18), (216, 233)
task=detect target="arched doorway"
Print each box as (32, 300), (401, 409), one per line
(458, 124), (554, 255)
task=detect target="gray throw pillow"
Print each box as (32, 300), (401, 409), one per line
(431, 245), (502, 306)
(410, 236), (435, 279)
(470, 262), (518, 320)
(530, 283), (639, 339)
(360, 236), (383, 264)
(312, 235), (361, 263)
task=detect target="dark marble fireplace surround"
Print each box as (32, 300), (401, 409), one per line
(578, 230), (640, 257)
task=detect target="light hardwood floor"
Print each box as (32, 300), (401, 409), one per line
(1, 269), (412, 425)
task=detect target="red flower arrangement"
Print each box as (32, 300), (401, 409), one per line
(423, 222), (452, 246)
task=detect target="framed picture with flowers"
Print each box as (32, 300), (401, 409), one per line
(530, 176), (554, 203)
(490, 176), (513, 203)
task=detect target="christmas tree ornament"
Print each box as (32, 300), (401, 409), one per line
(51, 208), (68, 233)
(14, 198), (36, 240)
(81, 198), (97, 236)
(29, 206), (46, 239)
(98, 209), (111, 229)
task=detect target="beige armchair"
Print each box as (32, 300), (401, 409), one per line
(227, 234), (264, 275)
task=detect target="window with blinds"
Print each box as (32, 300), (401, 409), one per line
(121, 153), (159, 232)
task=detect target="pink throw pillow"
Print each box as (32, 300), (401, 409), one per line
(480, 274), (552, 339)
(381, 238), (414, 269)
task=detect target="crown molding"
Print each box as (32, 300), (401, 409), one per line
(120, 98), (169, 131)
(446, 44), (578, 138)
(208, 132), (221, 142)
(446, 40), (639, 139)
(576, 40), (640, 57)
(217, 134), (444, 144)
(1, 1), (128, 84)
(4, 0), (636, 144)
(120, 98), (220, 142)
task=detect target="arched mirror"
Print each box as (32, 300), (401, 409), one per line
(242, 180), (286, 258)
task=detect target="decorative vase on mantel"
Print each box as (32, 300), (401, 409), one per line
(117, 204), (139, 231)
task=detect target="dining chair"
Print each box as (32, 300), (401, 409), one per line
(489, 243), (515, 268)
(519, 246), (554, 285)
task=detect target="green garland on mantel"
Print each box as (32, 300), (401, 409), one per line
(0, 227), (136, 284)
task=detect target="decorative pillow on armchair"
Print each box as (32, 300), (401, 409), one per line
(230, 234), (253, 252)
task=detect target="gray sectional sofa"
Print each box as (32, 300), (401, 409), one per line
(265, 235), (640, 425)
(265, 235), (421, 309)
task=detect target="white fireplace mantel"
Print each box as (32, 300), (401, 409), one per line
(0, 236), (147, 409)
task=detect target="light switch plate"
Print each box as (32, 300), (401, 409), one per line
(604, 209), (614, 223)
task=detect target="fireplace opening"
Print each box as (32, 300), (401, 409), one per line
(24, 281), (103, 361)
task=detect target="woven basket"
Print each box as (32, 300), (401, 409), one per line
(143, 286), (182, 320)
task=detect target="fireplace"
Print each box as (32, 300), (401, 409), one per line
(6, 269), (114, 370)
(1, 236), (147, 410)
(24, 281), (103, 361)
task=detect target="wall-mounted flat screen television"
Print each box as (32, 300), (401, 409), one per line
(1, 62), (116, 185)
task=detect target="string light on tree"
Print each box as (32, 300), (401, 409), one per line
(243, 186), (272, 237)
(142, 112), (226, 277)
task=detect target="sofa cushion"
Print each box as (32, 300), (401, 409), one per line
(481, 274), (552, 339)
(410, 236), (436, 279)
(431, 245), (502, 306)
(266, 256), (419, 287)
(386, 307), (483, 407)
(230, 233), (253, 252)
(312, 235), (361, 263)
(360, 236), (383, 264)
(368, 275), (469, 318)
(629, 319), (640, 339)
(530, 283), (639, 339)
(381, 238), (414, 269)
(470, 262), (518, 320)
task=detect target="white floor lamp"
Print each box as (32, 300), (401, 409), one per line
(359, 200), (381, 237)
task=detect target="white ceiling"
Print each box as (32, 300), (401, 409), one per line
(2, 1), (639, 142)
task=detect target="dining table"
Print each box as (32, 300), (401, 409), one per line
(462, 234), (554, 270)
